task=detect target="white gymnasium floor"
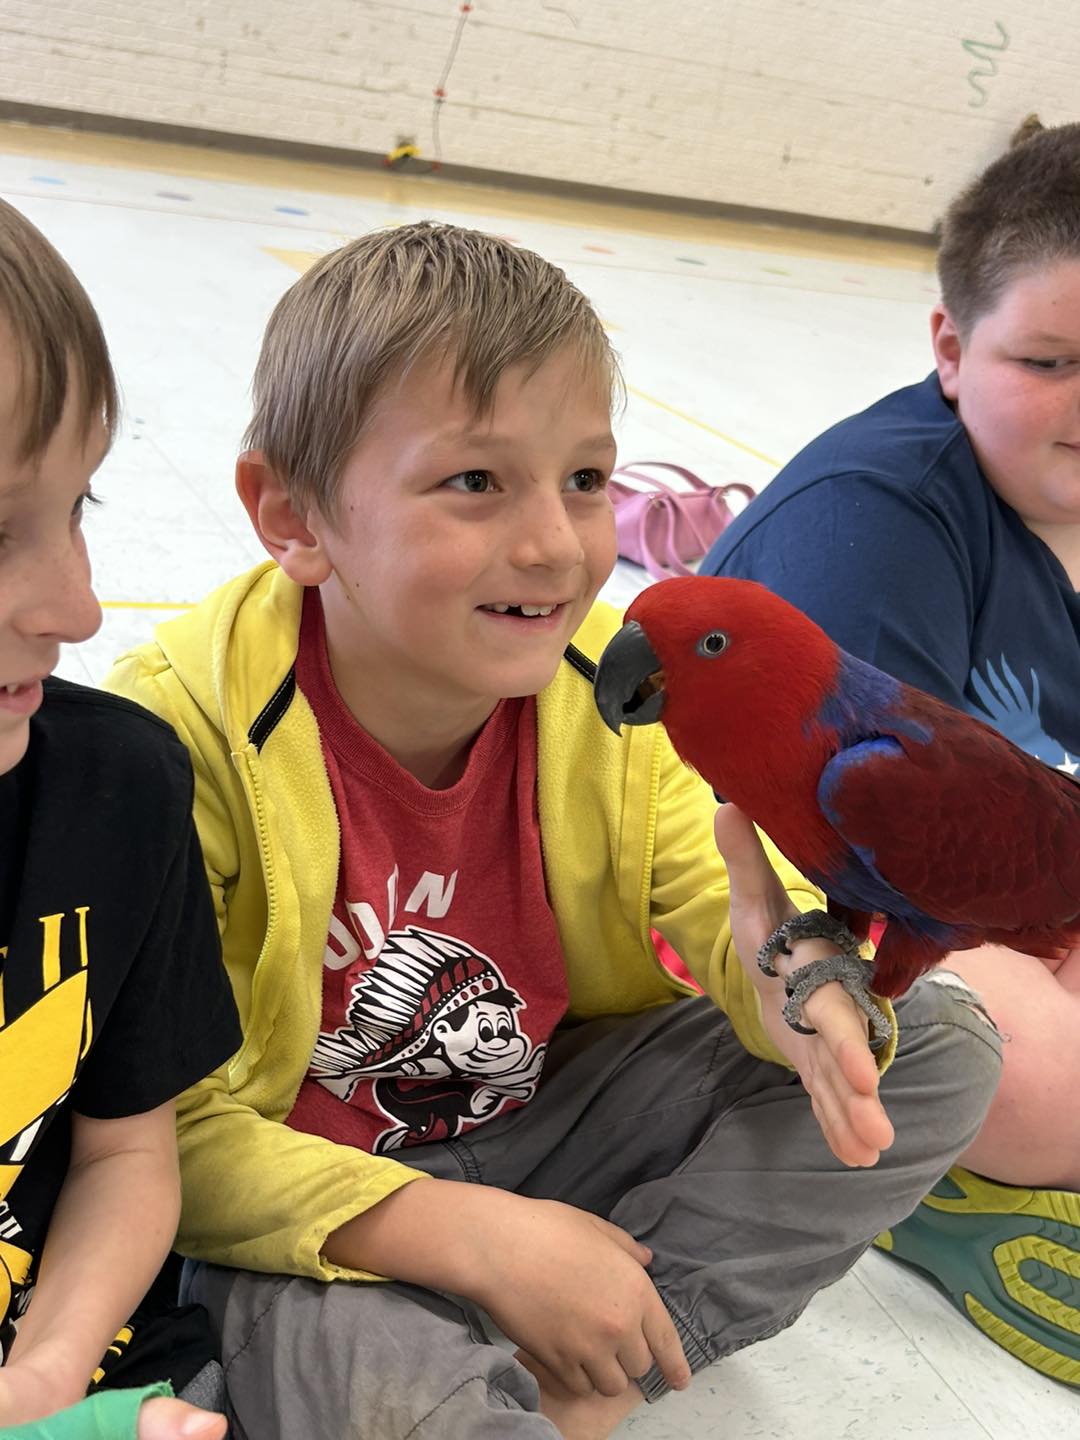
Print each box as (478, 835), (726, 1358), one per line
(3, 123), (1075, 1437)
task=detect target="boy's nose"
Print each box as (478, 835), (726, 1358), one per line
(514, 489), (586, 570)
(23, 535), (103, 644)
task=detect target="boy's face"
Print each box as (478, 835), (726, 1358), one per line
(0, 335), (105, 775)
(933, 258), (1080, 531)
(313, 345), (617, 724)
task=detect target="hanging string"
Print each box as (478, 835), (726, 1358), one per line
(386, 2), (473, 174)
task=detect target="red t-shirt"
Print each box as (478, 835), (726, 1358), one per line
(286, 590), (569, 1155)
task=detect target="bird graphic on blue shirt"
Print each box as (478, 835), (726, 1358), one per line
(968, 657), (1077, 775)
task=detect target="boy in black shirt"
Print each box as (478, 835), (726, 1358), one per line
(0, 201), (240, 1437)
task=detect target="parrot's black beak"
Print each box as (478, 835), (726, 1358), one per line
(594, 620), (667, 734)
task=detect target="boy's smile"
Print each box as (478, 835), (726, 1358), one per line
(934, 259), (1080, 555)
(271, 344), (618, 785)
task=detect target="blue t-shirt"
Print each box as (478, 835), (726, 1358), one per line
(702, 373), (1080, 773)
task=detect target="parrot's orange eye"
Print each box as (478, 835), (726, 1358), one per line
(697, 630), (729, 658)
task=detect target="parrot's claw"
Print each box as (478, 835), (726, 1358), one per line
(756, 911), (893, 1052)
(781, 953), (895, 1052)
(756, 910), (861, 977)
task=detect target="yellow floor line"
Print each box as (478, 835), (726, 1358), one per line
(627, 385), (781, 468)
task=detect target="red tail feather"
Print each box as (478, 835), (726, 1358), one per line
(870, 924), (949, 999)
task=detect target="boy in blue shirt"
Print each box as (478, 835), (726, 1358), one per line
(704, 115), (1080, 1386)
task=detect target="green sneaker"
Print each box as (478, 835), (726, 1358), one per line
(875, 1166), (1080, 1386)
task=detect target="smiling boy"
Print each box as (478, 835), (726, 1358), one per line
(106, 222), (1002, 1439)
(704, 117), (1080, 1384)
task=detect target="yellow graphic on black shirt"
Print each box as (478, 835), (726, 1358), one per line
(0, 908), (93, 1323)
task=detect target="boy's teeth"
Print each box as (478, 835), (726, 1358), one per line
(483, 603), (557, 617)
(4, 684), (18, 694)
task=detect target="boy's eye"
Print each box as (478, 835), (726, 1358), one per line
(444, 470), (495, 494)
(565, 468), (606, 494)
(1022, 357), (1074, 372)
(72, 488), (103, 523)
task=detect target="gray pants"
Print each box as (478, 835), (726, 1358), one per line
(188, 979), (1001, 1439)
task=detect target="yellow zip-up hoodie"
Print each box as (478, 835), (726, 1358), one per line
(106, 561), (890, 1282)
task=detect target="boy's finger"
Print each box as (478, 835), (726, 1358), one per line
(595, 1215), (652, 1265)
(835, 1029), (881, 1095)
(643, 1298), (691, 1389)
(585, 1353), (633, 1398)
(713, 804), (787, 910)
(847, 1089), (895, 1154)
(804, 1047), (885, 1165)
(616, 1334), (654, 1386)
(803, 991), (878, 1093)
(803, 1065), (853, 1156)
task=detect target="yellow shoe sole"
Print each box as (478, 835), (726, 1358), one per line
(875, 1166), (1080, 1387)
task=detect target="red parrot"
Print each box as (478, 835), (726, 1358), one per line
(593, 575), (1080, 1000)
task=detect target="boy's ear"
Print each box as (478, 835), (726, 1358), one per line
(930, 304), (963, 400)
(235, 450), (332, 585)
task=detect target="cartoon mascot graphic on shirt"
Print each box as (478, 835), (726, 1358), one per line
(0, 908), (93, 1330)
(309, 927), (546, 1152)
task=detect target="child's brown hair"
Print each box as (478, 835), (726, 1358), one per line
(938, 116), (1080, 338)
(245, 221), (620, 517)
(0, 198), (118, 460)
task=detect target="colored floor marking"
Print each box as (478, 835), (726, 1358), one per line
(31, 174), (64, 184)
(275, 204), (310, 215)
(584, 244), (615, 254)
(762, 265), (791, 276)
(156, 190), (192, 201)
(101, 600), (196, 611)
(627, 384), (780, 468)
(676, 255), (706, 266)
(263, 245), (321, 273)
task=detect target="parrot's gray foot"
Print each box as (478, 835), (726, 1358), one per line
(782, 954), (894, 1052)
(757, 910), (860, 977)
(757, 911), (894, 1052)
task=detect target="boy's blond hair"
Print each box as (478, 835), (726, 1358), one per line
(0, 199), (118, 460)
(245, 221), (620, 516)
(938, 115), (1080, 338)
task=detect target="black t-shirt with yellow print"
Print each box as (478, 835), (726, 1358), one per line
(0, 678), (240, 1375)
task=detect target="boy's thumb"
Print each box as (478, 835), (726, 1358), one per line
(137, 1397), (227, 1440)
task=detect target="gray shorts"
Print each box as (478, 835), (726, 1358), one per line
(188, 977), (1001, 1439)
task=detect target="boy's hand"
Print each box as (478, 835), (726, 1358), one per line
(470, 1193), (690, 1398)
(714, 804), (895, 1168)
(0, 1363), (225, 1438)
(325, 1178), (688, 1397)
(0, 1359), (67, 1426)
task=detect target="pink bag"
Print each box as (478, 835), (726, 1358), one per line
(609, 462), (755, 581)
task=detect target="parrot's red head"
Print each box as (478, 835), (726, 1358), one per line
(594, 576), (841, 809)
